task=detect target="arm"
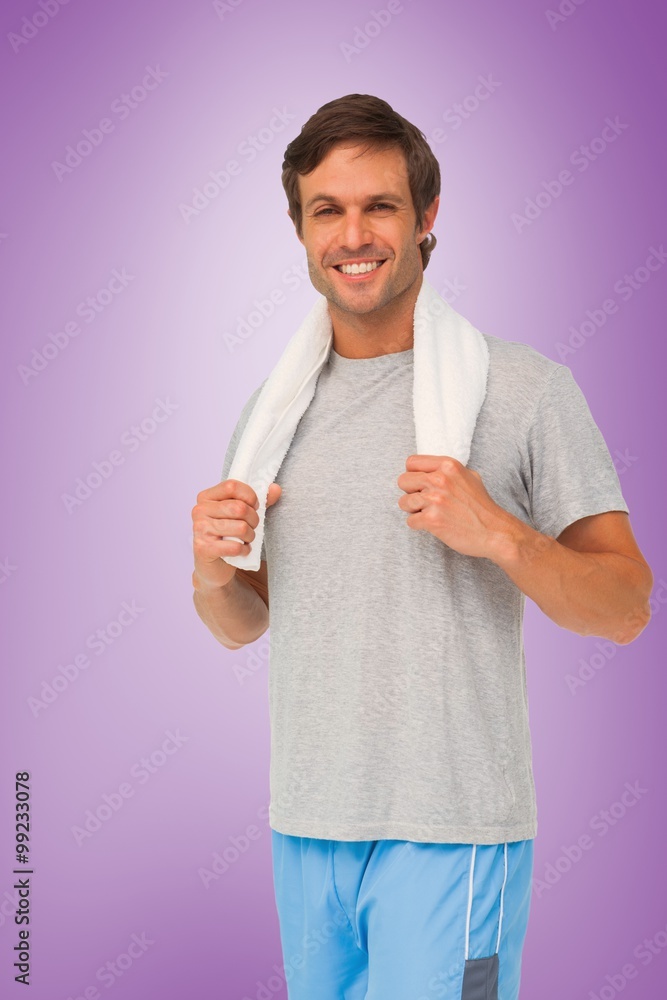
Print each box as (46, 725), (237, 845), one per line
(191, 477), (277, 651)
(397, 456), (653, 645)
(488, 510), (653, 645)
(193, 561), (269, 650)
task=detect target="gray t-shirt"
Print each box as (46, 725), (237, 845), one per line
(220, 333), (629, 844)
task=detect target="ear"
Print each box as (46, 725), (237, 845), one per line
(418, 195), (440, 242)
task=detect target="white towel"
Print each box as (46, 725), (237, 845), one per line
(222, 275), (490, 571)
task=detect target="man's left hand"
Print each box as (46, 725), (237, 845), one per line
(397, 454), (516, 559)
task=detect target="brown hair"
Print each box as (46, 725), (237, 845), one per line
(281, 94), (441, 270)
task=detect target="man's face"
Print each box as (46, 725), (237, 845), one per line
(292, 142), (438, 317)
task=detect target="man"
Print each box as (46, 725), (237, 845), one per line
(191, 95), (653, 999)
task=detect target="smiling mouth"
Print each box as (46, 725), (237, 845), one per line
(332, 259), (388, 277)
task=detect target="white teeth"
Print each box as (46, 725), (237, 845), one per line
(337, 260), (383, 275)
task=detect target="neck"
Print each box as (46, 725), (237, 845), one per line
(327, 273), (423, 359)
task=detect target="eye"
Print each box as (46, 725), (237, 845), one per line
(313, 202), (395, 217)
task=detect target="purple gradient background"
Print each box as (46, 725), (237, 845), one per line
(2, 0), (666, 997)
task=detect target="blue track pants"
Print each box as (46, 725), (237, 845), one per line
(271, 831), (534, 999)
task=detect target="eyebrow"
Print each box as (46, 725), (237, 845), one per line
(304, 192), (406, 211)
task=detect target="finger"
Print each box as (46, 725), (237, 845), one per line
(398, 490), (429, 512)
(404, 454), (450, 471)
(404, 510), (428, 531)
(196, 479), (259, 508)
(194, 535), (251, 560)
(194, 497), (259, 529)
(397, 471), (434, 494)
(197, 514), (256, 544)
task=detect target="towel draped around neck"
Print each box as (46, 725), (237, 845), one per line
(222, 275), (490, 571)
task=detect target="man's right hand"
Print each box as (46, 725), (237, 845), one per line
(191, 479), (282, 591)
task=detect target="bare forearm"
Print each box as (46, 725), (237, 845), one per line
(490, 519), (652, 644)
(192, 572), (269, 649)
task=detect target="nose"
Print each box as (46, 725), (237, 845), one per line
(338, 209), (375, 251)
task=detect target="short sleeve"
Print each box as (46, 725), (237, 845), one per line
(220, 380), (268, 562)
(526, 365), (630, 539)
